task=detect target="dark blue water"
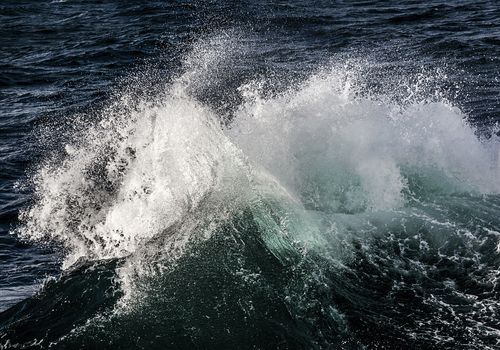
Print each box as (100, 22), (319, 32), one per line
(1, 1), (500, 349)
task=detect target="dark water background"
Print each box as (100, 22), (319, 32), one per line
(1, 1), (500, 349)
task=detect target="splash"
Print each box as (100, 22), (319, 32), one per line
(16, 38), (500, 270)
(17, 35), (252, 268)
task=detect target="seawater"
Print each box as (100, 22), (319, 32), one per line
(1, 2), (500, 349)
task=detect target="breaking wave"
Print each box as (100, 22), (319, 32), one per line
(4, 36), (500, 349)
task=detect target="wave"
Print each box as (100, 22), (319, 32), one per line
(3, 35), (500, 349)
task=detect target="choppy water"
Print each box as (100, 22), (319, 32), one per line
(1, 1), (500, 349)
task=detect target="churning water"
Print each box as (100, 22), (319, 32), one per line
(1, 1), (500, 349)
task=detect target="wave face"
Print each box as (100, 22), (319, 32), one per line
(2, 36), (500, 349)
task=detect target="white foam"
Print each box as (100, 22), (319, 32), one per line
(230, 67), (500, 213)
(16, 39), (500, 271)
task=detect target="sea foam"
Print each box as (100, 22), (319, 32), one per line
(16, 37), (500, 272)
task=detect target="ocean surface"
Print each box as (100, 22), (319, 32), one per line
(1, 1), (500, 349)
